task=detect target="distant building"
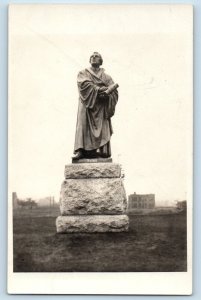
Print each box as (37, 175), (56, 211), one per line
(12, 192), (19, 209)
(128, 192), (155, 210)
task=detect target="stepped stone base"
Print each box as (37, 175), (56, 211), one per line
(56, 162), (129, 233)
(56, 215), (129, 233)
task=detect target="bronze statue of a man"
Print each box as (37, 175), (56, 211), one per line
(73, 52), (119, 160)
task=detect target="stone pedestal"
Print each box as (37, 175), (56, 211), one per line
(56, 161), (129, 233)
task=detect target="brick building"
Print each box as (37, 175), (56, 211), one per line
(128, 192), (155, 210)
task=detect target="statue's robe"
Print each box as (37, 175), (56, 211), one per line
(74, 67), (118, 157)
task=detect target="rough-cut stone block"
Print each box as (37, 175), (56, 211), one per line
(72, 157), (112, 164)
(65, 163), (121, 179)
(56, 215), (129, 233)
(60, 178), (127, 215)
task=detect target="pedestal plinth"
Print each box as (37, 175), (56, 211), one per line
(56, 160), (129, 233)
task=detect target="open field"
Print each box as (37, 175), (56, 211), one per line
(13, 207), (187, 272)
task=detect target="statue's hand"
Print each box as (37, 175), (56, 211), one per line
(98, 86), (108, 94)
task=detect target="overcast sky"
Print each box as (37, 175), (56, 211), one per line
(9, 4), (192, 204)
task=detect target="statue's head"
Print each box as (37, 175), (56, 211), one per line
(89, 52), (103, 66)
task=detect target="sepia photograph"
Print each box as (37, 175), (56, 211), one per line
(8, 3), (192, 294)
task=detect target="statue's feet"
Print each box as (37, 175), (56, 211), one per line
(72, 150), (84, 160)
(72, 149), (109, 160)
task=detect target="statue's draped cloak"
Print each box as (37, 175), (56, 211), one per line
(74, 68), (118, 155)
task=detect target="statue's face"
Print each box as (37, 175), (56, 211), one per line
(90, 53), (102, 67)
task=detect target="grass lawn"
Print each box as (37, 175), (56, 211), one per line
(13, 207), (187, 272)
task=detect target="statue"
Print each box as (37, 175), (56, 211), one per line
(56, 54), (129, 234)
(73, 52), (119, 160)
